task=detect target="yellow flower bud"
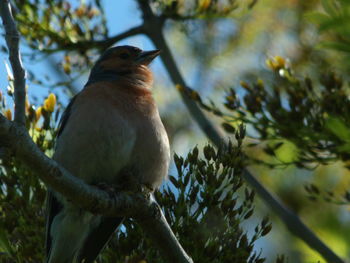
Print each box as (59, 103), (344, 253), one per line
(274, 56), (286, 68)
(87, 8), (99, 19)
(257, 79), (264, 87)
(75, 5), (86, 17)
(175, 84), (185, 92)
(265, 58), (275, 69)
(198, 0), (211, 11)
(25, 97), (30, 114)
(44, 93), (56, 113)
(4, 109), (12, 120)
(36, 106), (42, 122)
(63, 63), (71, 74)
(240, 81), (250, 90)
(64, 55), (70, 63)
(190, 90), (201, 101)
(266, 56), (286, 71)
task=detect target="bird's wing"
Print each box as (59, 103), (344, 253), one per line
(56, 94), (78, 138)
(45, 95), (76, 257)
(45, 191), (63, 257)
(77, 217), (124, 263)
(46, 94), (125, 263)
(46, 191), (123, 263)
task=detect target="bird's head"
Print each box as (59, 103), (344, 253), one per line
(87, 45), (160, 87)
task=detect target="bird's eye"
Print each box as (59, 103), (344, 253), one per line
(119, 53), (130, 59)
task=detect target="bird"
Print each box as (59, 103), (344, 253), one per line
(45, 45), (170, 263)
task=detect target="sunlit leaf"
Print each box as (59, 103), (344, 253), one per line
(325, 116), (350, 141)
(321, 0), (339, 16)
(317, 41), (350, 53)
(304, 12), (330, 24)
(273, 140), (299, 163)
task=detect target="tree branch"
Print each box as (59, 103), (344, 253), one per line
(43, 25), (146, 53)
(136, 1), (345, 263)
(1, 0), (342, 261)
(137, 202), (194, 263)
(0, 0), (26, 125)
(0, 2), (192, 263)
(100, 25), (145, 49)
(0, 114), (192, 263)
(138, 0), (225, 147)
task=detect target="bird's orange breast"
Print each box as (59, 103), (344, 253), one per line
(54, 79), (170, 189)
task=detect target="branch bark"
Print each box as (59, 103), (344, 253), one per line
(0, 115), (192, 263)
(137, 202), (194, 263)
(0, 1), (26, 125)
(0, 0), (344, 262)
(135, 1), (345, 263)
(43, 25), (145, 53)
(0, 1), (192, 262)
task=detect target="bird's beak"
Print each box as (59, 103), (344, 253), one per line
(136, 49), (161, 65)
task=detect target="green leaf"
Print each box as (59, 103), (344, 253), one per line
(305, 12), (330, 24)
(23, 4), (34, 21)
(273, 140), (299, 163)
(221, 122), (236, 133)
(336, 143), (350, 153)
(0, 228), (14, 255)
(325, 116), (350, 141)
(317, 41), (350, 53)
(321, 0), (338, 16)
(318, 15), (350, 33)
(169, 175), (180, 188)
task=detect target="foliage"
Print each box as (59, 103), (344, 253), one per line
(0, 94), (274, 261)
(0, 93), (57, 262)
(10, 0), (260, 81)
(306, 0), (350, 53)
(100, 133), (273, 263)
(189, 56), (350, 170)
(1, 0), (350, 261)
(151, 0), (258, 20)
(14, 0), (108, 52)
(10, 0), (109, 84)
(306, 0), (350, 72)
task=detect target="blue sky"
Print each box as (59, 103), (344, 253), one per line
(0, 1), (319, 261)
(0, 0), (167, 109)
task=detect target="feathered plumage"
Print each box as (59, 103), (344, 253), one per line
(46, 46), (170, 263)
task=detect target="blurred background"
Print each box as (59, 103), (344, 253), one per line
(1, 0), (350, 262)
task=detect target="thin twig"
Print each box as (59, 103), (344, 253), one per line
(138, 0), (225, 146)
(135, 1), (345, 263)
(42, 25), (145, 53)
(47, 55), (80, 96)
(0, 0), (26, 125)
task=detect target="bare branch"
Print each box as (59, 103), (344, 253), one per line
(137, 0), (225, 146)
(47, 55), (80, 96)
(137, 204), (194, 263)
(136, 1), (345, 263)
(0, 0), (26, 125)
(42, 25), (145, 53)
(0, 114), (142, 217)
(0, 104), (193, 263)
(101, 25), (145, 49)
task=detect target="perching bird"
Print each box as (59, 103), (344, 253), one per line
(45, 45), (170, 263)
